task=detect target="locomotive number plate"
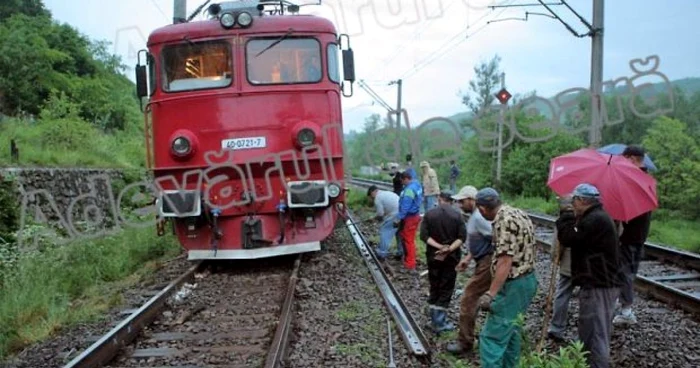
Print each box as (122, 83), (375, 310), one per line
(221, 137), (267, 150)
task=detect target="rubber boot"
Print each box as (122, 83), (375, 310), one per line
(429, 308), (441, 332)
(435, 309), (455, 333)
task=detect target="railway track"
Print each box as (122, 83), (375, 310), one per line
(348, 177), (700, 318)
(344, 210), (431, 360)
(64, 256), (301, 368)
(529, 213), (700, 318)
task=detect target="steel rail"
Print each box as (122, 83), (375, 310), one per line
(344, 210), (431, 358)
(63, 262), (202, 368)
(348, 177), (393, 190)
(528, 212), (700, 272)
(535, 232), (700, 319)
(350, 177), (700, 316)
(264, 254), (302, 368)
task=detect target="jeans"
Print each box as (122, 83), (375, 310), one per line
(377, 214), (399, 259)
(548, 274), (574, 336)
(423, 195), (437, 214)
(449, 178), (457, 193)
(619, 243), (643, 307)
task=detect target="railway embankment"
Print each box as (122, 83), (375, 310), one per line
(0, 167), (182, 363)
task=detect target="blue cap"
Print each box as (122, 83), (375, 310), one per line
(475, 187), (500, 207)
(572, 183), (600, 198)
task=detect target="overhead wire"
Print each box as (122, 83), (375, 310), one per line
(368, 0), (461, 81)
(397, 0), (516, 80)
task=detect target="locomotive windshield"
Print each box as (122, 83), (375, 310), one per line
(162, 40), (232, 92)
(246, 37), (322, 85)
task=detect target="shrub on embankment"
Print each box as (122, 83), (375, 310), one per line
(0, 170), (181, 359)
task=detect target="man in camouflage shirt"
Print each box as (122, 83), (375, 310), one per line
(474, 188), (538, 368)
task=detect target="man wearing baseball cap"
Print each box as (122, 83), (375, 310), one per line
(472, 188), (538, 367)
(446, 185), (495, 356)
(556, 183), (622, 368)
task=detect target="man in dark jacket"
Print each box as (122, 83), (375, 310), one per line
(420, 191), (467, 334)
(556, 183), (622, 368)
(391, 169), (404, 196)
(449, 160), (460, 193)
(614, 145), (652, 325)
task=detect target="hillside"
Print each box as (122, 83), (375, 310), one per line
(344, 77), (700, 138)
(0, 2), (145, 168)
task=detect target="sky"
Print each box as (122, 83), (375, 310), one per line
(43, 0), (700, 133)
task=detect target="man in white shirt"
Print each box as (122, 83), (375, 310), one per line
(367, 185), (401, 261)
(447, 185), (494, 355)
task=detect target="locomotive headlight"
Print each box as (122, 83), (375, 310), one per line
(327, 183), (341, 198)
(172, 136), (191, 155)
(237, 12), (253, 27)
(220, 12), (236, 28)
(297, 128), (316, 147)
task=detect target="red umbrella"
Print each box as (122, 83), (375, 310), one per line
(547, 148), (658, 222)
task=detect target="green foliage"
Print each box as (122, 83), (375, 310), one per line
(0, 0), (49, 21)
(506, 195), (559, 216)
(0, 117), (144, 168)
(0, 2), (143, 168)
(0, 226), (181, 358)
(460, 54), (503, 115)
(0, 175), (18, 243)
(518, 342), (589, 368)
(502, 133), (584, 198)
(642, 116), (700, 219)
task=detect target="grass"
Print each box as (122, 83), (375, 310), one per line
(0, 226), (181, 359)
(647, 218), (700, 253)
(0, 117), (145, 168)
(333, 298), (385, 366)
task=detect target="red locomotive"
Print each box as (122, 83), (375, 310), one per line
(134, 0), (356, 260)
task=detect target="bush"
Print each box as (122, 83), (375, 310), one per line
(0, 225), (181, 358)
(518, 341), (589, 368)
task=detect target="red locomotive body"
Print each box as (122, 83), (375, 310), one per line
(135, 1), (356, 260)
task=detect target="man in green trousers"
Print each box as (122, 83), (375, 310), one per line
(474, 188), (538, 367)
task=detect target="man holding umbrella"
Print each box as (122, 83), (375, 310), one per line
(614, 145), (653, 325)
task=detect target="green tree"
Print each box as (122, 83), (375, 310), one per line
(459, 54), (503, 116)
(642, 116), (700, 219)
(502, 133), (585, 198)
(0, 0), (49, 21)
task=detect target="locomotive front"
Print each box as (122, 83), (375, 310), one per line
(134, 1), (356, 260)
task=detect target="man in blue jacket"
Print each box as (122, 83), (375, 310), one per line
(396, 169), (422, 270)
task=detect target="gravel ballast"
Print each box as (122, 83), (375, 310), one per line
(351, 206), (700, 367)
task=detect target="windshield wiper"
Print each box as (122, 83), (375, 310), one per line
(255, 28), (294, 57)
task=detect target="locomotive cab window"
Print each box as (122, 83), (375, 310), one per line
(246, 37), (322, 85)
(327, 43), (340, 84)
(162, 40), (232, 92)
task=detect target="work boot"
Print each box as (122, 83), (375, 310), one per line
(547, 331), (568, 343)
(446, 341), (472, 355)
